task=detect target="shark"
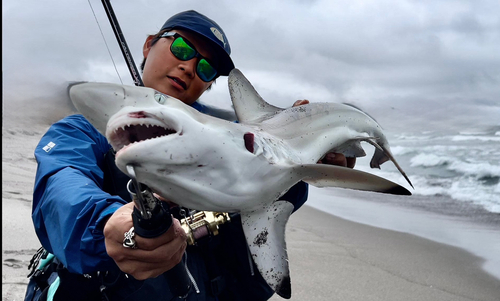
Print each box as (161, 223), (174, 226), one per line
(69, 68), (412, 299)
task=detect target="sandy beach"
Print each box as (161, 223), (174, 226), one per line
(2, 118), (500, 301)
(2, 120), (45, 301)
(271, 206), (500, 301)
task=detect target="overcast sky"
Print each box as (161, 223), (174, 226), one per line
(3, 0), (500, 134)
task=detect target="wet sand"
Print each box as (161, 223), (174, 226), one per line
(270, 205), (500, 301)
(3, 122), (44, 301)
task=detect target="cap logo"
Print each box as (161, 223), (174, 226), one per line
(210, 27), (226, 46)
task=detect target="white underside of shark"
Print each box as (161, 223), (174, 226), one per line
(69, 68), (412, 299)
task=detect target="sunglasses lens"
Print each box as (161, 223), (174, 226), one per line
(169, 34), (218, 82)
(171, 37), (196, 60)
(197, 59), (217, 82)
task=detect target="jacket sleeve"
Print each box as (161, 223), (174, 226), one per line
(32, 114), (126, 274)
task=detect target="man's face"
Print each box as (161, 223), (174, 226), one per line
(142, 29), (215, 105)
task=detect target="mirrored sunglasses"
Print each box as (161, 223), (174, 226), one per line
(161, 32), (218, 82)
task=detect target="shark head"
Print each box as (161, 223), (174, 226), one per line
(70, 69), (412, 298)
(69, 82), (300, 212)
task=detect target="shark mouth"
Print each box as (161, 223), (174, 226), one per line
(108, 112), (178, 153)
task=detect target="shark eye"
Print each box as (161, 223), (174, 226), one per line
(154, 93), (168, 105)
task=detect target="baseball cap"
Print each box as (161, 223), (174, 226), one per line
(161, 10), (235, 76)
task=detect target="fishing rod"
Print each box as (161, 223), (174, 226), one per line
(100, 0), (144, 87)
(98, 0), (191, 298)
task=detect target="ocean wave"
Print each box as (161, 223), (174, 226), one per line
(390, 144), (466, 157)
(357, 163), (500, 214)
(353, 132), (500, 214)
(452, 135), (500, 142)
(401, 172), (500, 213)
(449, 161), (500, 179)
(409, 151), (500, 178)
(409, 175), (449, 196)
(393, 133), (436, 141)
(449, 181), (500, 213)
(410, 153), (453, 168)
(391, 140), (468, 153)
(387, 145), (414, 156)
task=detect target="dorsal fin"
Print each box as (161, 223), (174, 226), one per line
(228, 69), (283, 124)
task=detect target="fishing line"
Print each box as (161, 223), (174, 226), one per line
(87, 0), (123, 85)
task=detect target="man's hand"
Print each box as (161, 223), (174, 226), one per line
(104, 202), (187, 280)
(317, 152), (356, 168)
(293, 99), (356, 169)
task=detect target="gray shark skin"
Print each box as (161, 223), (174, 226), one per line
(69, 69), (412, 299)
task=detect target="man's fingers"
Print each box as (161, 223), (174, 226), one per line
(109, 233), (187, 279)
(117, 247), (185, 280)
(134, 218), (186, 250)
(113, 238), (186, 264)
(319, 153), (346, 166)
(346, 157), (356, 169)
(318, 153), (356, 169)
(104, 201), (188, 280)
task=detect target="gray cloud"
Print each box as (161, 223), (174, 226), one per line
(3, 0), (499, 133)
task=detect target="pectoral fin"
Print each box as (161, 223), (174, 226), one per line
(298, 164), (411, 195)
(240, 201), (295, 299)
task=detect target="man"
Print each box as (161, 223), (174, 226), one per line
(26, 10), (353, 301)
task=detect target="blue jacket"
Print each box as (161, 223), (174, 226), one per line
(32, 105), (308, 300)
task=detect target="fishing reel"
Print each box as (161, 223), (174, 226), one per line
(125, 164), (231, 246)
(179, 210), (231, 245)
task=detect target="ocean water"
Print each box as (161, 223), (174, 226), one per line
(395, 130), (499, 212)
(306, 125), (500, 279)
(352, 127), (500, 223)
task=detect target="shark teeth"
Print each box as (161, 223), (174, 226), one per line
(111, 123), (176, 151)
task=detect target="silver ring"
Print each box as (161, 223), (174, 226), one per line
(123, 227), (137, 249)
